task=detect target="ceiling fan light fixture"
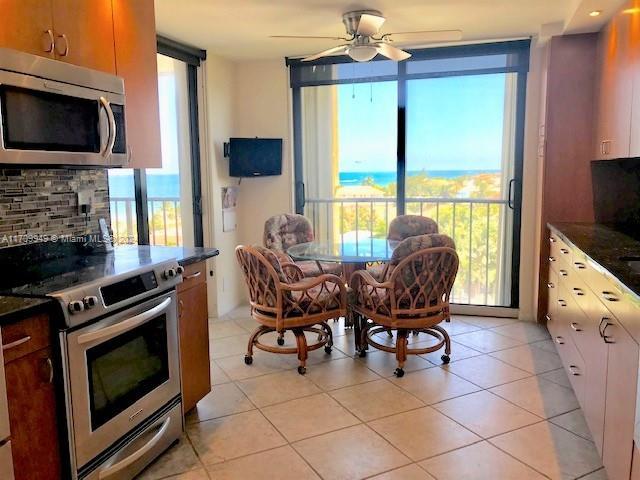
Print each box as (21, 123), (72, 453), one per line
(347, 44), (378, 62)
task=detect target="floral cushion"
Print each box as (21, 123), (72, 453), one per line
(389, 233), (456, 267)
(253, 245), (288, 284)
(387, 215), (438, 242)
(263, 214), (314, 252)
(297, 260), (342, 278)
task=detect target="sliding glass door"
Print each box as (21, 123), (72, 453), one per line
(405, 73), (520, 306)
(290, 41), (529, 309)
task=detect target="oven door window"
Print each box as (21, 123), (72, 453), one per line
(0, 85), (101, 152)
(87, 315), (169, 431)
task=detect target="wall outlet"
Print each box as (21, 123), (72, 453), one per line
(77, 189), (94, 215)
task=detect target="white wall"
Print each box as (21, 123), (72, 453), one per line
(201, 57), (293, 317)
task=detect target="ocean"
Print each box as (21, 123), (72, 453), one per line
(108, 169), (500, 198)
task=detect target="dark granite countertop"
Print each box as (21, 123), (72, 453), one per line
(0, 244), (219, 321)
(549, 222), (640, 299)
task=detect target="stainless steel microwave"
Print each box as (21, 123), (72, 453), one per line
(0, 47), (128, 167)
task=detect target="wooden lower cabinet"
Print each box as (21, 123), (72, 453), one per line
(177, 262), (211, 413)
(602, 316), (639, 480)
(5, 346), (61, 480)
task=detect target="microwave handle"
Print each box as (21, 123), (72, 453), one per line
(77, 296), (172, 345)
(99, 96), (116, 158)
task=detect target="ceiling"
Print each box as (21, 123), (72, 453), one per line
(154, 0), (625, 60)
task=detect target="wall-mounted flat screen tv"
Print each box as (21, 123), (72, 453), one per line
(228, 138), (282, 177)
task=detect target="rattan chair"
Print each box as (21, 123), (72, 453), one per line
(236, 245), (347, 374)
(263, 213), (342, 278)
(351, 234), (458, 377)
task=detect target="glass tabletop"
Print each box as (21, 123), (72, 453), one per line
(287, 238), (399, 264)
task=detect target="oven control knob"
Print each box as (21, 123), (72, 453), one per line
(162, 268), (177, 280)
(176, 266), (184, 275)
(83, 296), (98, 309)
(68, 300), (85, 314)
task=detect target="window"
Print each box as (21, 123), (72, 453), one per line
(289, 41), (529, 308)
(108, 37), (205, 247)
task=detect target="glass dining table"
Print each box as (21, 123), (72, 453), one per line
(287, 237), (400, 351)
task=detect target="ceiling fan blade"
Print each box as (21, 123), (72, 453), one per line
(302, 45), (349, 62)
(357, 13), (386, 36)
(270, 35), (348, 41)
(376, 43), (411, 61)
(384, 30), (463, 43)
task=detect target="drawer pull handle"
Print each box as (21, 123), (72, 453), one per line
(559, 269), (568, 277)
(560, 248), (569, 254)
(572, 287), (585, 296)
(568, 365), (581, 376)
(547, 282), (554, 289)
(550, 237), (557, 243)
(557, 299), (567, 307)
(602, 291), (619, 302)
(574, 262), (586, 269)
(570, 322), (582, 332)
(545, 314), (552, 322)
(183, 271), (202, 281)
(549, 256), (556, 262)
(598, 317), (610, 337)
(601, 320), (615, 344)
(555, 336), (565, 345)
(2, 335), (32, 351)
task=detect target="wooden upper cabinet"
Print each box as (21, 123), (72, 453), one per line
(594, 5), (633, 160)
(50, 0), (116, 73)
(112, 0), (163, 169)
(0, 0), (55, 58)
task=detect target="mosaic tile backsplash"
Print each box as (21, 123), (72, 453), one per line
(0, 168), (110, 247)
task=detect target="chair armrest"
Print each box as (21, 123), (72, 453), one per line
(281, 262), (304, 283)
(350, 270), (393, 316)
(350, 270), (392, 290)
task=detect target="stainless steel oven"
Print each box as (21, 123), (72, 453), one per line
(0, 47), (128, 167)
(64, 290), (181, 479)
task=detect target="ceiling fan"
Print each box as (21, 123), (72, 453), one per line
(271, 10), (463, 63)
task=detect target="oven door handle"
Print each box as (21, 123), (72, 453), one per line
(77, 297), (172, 345)
(97, 416), (171, 480)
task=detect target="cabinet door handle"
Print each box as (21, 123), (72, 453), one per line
(560, 248), (569, 255)
(573, 262), (586, 269)
(549, 236), (557, 243)
(55, 33), (69, 56)
(555, 336), (565, 345)
(2, 335), (31, 351)
(557, 299), (567, 307)
(545, 314), (552, 322)
(568, 365), (581, 376)
(572, 287), (585, 296)
(549, 256), (556, 262)
(598, 317), (609, 337)
(45, 358), (53, 384)
(570, 322), (582, 332)
(42, 29), (54, 53)
(602, 321), (615, 344)
(547, 282), (554, 289)
(178, 299), (184, 318)
(602, 291), (619, 302)
(559, 269), (568, 277)
(183, 271), (202, 281)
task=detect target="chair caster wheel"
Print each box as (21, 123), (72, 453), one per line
(324, 346), (332, 354)
(441, 354), (450, 364)
(358, 349), (367, 358)
(394, 368), (405, 378)
(297, 366), (306, 375)
(277, 337), (285, 346)
(244, 355), (253, 365)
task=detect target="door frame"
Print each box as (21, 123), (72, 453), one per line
(288, 40), (530, 310)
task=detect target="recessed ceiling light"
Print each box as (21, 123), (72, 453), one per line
(589, 10), (602, 17)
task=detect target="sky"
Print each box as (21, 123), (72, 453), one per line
(336, 73), (508, 173)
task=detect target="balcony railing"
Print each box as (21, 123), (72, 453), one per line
(109, 196), (183, 246)
(305, 196), (513, 307)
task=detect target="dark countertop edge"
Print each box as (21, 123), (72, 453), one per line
(548, 222), (640, 303)
(176, 247), (220, 266)
(0, 296), (55, 325)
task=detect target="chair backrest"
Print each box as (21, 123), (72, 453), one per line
(388, 234), (459, 314)
(235, 245), (288, 313)
(263, 213), (314, 253)
(387, 215), (438, 242)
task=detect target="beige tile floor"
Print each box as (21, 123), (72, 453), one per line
(136, 306), (608, 480)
